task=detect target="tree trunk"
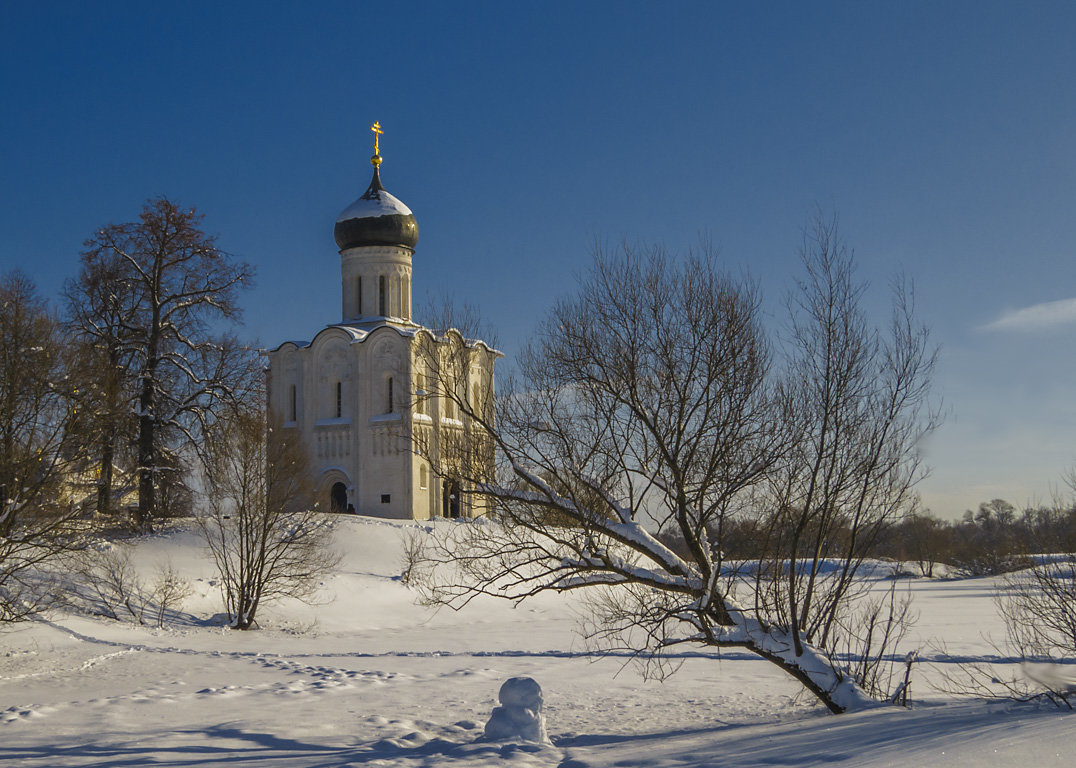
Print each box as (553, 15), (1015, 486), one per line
(137, 301), (161, 530)
(749, 642), (845, 714)
(96, 431), (113, 517)
(96, 347), (123, 518)
(136, 374), (154, 530)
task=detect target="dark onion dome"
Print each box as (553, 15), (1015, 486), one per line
(334, 167), (419, 251)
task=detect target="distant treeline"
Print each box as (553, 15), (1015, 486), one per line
(657, 498), (1076, 579)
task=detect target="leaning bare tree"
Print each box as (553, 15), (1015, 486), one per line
(199, 399), (339, 630)
(80, 198), (255, 528)
(750, 214), (936, 696)
(416, 222), (935, 714)
(0, 271), (83, 622)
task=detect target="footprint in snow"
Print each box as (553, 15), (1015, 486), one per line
(2, 707), (39, 723)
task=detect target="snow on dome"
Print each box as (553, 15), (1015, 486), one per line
(335, 188), (412, 222)
(334, 166), (419, 251)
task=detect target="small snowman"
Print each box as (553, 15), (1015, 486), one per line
(483, 677), (550, 744)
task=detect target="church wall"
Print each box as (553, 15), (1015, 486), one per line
(413, 458), (434, 520)
(352, 329), (409, 519)
(269, 329), (499, 523)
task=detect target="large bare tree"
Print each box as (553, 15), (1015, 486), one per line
(79, 198), (254, 528)
(416, 221), (936, 713)
(0, 271), (82, 622)
(63, 250), (142, 517)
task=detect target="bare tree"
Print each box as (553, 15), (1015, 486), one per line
(199, 402), (339, 630)
(754, 213), (938, 661)
(0, 271), (82, 622)
(416, 226), (935, 714)
(80, 198), (254, 528)
(63, 250), (142, 517)
(898, 511), (951, 577)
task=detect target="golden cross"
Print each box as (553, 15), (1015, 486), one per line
(371, 121), (383, 158)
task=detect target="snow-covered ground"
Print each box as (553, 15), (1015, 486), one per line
(0, 517), (1070, 767)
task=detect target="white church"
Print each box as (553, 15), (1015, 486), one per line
(266, 123), (499, 520)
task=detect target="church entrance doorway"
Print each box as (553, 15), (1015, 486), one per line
(330, 482), (348, 515)
(443, 480), (461, 519)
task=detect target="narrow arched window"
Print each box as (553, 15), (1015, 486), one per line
(357, 276), (363, 315)
(289, 384), (297, 421)
(420, 464), (428, 490)
(387, 376), (394, 413)
(378, 275), (386, 316)
(335, 381), (342, 418)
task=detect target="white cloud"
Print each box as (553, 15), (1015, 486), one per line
(981, 297), (1076, 332)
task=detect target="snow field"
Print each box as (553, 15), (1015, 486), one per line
(0, 516), (1071, 767)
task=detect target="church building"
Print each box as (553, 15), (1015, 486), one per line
(266, 123), (499, 520)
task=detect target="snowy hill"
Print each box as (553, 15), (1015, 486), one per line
(0, 516), (1071, 767)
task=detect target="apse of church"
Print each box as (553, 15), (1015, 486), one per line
(266, 123), (499, 520)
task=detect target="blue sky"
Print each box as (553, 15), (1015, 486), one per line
(2, 1), (1075, 518)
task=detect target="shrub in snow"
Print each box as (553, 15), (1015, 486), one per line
(399, 529), (427, 586)
(484, 677), (550, 744)
(939, 557), (1076, 708)
(64, 543), (191, 627)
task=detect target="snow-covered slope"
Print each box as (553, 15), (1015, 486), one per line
(0, 516), (1070, 767)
